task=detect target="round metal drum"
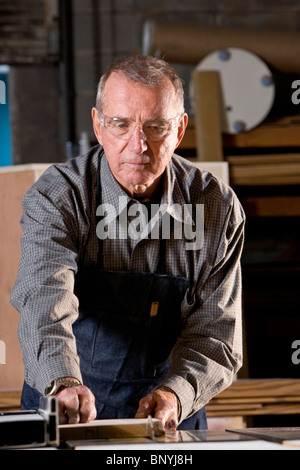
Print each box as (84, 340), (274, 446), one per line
(192, 47), (275, 134)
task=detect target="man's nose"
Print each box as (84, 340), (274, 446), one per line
(127, 125), (148, 153)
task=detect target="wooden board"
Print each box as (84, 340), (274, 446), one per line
(192, 70), (223, 161)
(0, 165), (50, 390)
(59, 418), (164, 442)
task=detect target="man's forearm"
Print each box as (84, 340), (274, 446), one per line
(17, 288), (82, 394)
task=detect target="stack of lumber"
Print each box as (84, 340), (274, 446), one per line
(179, 117), (300, 186)
(227, 153), (300, 186)
(206, 379), (300, 418)
(225, 117), (300, 185)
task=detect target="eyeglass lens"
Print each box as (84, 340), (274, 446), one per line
(102, 116), (178, 142)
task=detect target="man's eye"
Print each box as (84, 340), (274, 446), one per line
(146, 122), (168, 132)
(114, 120), (130, 129)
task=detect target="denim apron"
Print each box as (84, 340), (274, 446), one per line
(21, 152), (207, 430)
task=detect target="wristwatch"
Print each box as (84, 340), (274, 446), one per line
(45, 378), (81, 396)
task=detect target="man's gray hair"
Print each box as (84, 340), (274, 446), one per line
(96, 55), (185, 114)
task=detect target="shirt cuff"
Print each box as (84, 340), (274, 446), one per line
(35, 357), (83, 395)
(159, 375), (195, 423)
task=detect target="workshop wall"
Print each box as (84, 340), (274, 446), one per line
(0, 0), (298, 164)
(72, 0), (300, 150)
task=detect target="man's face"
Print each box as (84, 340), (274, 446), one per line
(92, 71), (187, 198)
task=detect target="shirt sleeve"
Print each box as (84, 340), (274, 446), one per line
(10, 173), (87, 394)
(159, 195), (245, 422)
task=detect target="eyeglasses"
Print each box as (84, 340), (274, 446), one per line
(99, 114), (181, 142)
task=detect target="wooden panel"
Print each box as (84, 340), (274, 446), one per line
(0, 165), (50, 390)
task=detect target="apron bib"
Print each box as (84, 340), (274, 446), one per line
(73, 266), (188, 418)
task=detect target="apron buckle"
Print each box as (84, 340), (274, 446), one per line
(150, 301), (159, 317)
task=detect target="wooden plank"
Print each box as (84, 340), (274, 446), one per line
(59, 418), (164, 442)
(206, 403), (262, 411)
(210, 396), (300, 405)
(227, 153), (300, 166)
(230, 173), (300, 186)
(192, 70), (223, 162)
(207, 403), (300, 417)
(230, 162), (300, 178)
(214, 379), (300, 399)
(223, 121), (300, 148)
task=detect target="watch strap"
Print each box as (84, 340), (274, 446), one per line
(45, 378), (81, 396)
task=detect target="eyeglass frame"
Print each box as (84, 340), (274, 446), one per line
(99, 113), (183, 142)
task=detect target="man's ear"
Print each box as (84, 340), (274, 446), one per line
(91, 107), (103, 145)
(175, 113), (188, 149)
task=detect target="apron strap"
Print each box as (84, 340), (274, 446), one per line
(96, 148), (105, 269)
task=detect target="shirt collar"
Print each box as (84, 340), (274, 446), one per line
(100, 155), (130, 217)
(163, 161), (194, 226)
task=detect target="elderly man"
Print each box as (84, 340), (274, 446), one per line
(11, 56), (245, 431)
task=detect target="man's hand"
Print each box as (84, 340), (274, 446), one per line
(135, 388), (179, 430)
(56, 385), (97, 424)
